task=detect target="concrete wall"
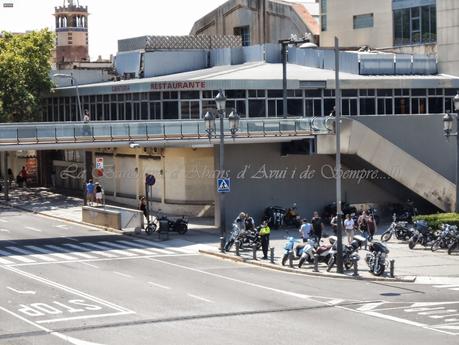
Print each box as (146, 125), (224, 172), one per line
(216, 143), (400, 229)
(320, 0), (393, 48)
(437, 1), (459, 76)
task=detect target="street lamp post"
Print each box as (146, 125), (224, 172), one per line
(443, 93), (459, 213)
(334, 37), (344, 274)
(53, 73), (90, 206)
(279, 34), (317, 119)
(204, 90), (240, 251)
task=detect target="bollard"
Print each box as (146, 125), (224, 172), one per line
(270, 247), (275, 264)
(288, 251), (294, 268)
(353, 258), (359, 277)
(390, 259), (395, 278)
(235, 241), (240, 256)
(313, 254), (319, 272)
(252, 244), (257, 260)
(220, 237), (225, 253)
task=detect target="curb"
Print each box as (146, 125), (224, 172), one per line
(199, 250), (417, 283)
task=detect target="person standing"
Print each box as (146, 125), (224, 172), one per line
(299, 219), (313, 242)
(367, 214), (376, 242)
(358, 211), (369, 239)
(95, 182), (103, 205)
(20, 166), (28, 187)
(259, 220), (271, 260)
(344, 214), (355, 244)
(86, 179), (95, 206)
(330, 213), (338, 235)
(311, 211), (324, 242)
(139, 196), (148, 225)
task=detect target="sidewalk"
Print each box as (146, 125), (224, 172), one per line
(1, 187), (458, 281)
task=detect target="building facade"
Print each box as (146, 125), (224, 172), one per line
(437, 1), (459, 76)
(190, 0), (320, 46)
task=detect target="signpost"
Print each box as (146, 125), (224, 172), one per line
(217, 178), (231, 193)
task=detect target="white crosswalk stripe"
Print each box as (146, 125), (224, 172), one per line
(432, 284), (459, 292)
(0, 239), (194, 266)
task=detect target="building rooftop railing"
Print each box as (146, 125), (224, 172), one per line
(0, 117), (333, 148)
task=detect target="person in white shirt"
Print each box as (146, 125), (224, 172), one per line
(344, 214), (355, 244)
(299, 219), (313, 242)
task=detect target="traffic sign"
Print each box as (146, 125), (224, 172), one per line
(217, 178), (231, 193)
(146, 174), (156, 186)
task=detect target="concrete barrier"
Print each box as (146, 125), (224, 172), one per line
(82, 205), (144, 231)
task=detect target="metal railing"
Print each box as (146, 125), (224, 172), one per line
(0, 117), (333, 146)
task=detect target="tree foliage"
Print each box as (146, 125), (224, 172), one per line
(0, 29), (54, 122)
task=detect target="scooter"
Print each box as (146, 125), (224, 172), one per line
(298, 238), (318, 268)
(281, 236), (301, 266)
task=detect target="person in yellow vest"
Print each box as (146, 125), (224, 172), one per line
(259, 220), (271, 260)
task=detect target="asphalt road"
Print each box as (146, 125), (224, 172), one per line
(0, 206), (458, 345)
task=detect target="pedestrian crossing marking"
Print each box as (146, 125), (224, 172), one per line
(0, 239), (197, 266)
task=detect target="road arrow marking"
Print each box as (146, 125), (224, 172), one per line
(6, 286), (36, 295)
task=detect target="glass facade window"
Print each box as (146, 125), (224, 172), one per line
(353, 14), (374, 29)
(249, 100), (266, 118)
(233, 26), (250, 46)
(163, 101), (178, 119)
(393, 5), (436, 46)
(321, 0), (327, 31)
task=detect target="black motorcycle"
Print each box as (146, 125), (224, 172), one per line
(224, 223), (242, 251)
(327, 235), (365, 272)
(408, 220), (436, 249)
(145, 214), (188, 235)
(365, 242), (390, 276)
(238, 227), (262, 250)
(264, 206), (286, 229)
(431, 224), (457, 252)
(448, 230), (459, 255)
(381, 214), (412, 242)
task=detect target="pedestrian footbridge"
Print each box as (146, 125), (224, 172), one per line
(0, 117), (333, 151)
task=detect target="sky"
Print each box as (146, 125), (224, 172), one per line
(0, 0), (228, 60)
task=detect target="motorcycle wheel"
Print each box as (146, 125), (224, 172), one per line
(408, 237), (417, 249)
(326, 256), (336, 272)
(374, 264), (385, 276)
(345, 260), (354, 270)
(224, 239), (235, 252)
(298, 256), (306, 268)
(431, 239), (441, 252)
(145, 223), (156, 235)
(381, 230), (392, 242)
(448, 243), (458, 255)
(177, 225), (188, 235)
(281, 254), (289, 266)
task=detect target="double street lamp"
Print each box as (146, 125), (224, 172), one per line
(53, 73), (91, 205)
(442, 93), (459, 213)
(204, 90), (240, 250)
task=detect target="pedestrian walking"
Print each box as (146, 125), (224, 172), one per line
(299, 218), (313, 242)
(86, 179), (95, 205)
(311, 211), (324, 242)
(139, 196), (148, 222)
(344, 214), (355, 244)
(330, 213), (338, 235)
(95, 182), (103, 205)
(259, 220), (271, 259)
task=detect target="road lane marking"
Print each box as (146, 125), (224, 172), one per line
(113, 272), (132, 278)
(98, 241), (141, 256)
(130, 239), (175, 254)
(6, 287), (36, 295)
(187, 294), (213, 303)
(148, 282), (171, 290)
(0, 305), (105, 345)
(78, 243), (118, 258)
(46, 245), (96, 259)
(55, 225), (69, 229)
(62, 244), (109, 258)
(80, 262), (99, 269)
(6, 246), (56, 262)
(116, 240), (165, 255)
(0, 228), (9, 232)
(3, 265), (134, 314)
(0, 249), (35, 263)
(357, 302), (386, 312)
(433, 284), (459, 288)
(0, 219), (8, 223)
(25, 246), (76, 261)
(0, 257), (13, 265)
(25, 226), (41, 232)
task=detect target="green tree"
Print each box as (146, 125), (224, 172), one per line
(0, 29), (54, 122)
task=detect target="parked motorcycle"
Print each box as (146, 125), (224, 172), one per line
(448, 230), (459, 255)
(365, 241), (390, 276)
(145, 213), (188, 235)
(327, 235), (365, 272)
(264, 206), (286, 230)
(284, 204), (302, 228)
(238, 227), (262, 250)
(431, 224), (458, 252)
(298, 238), (318, 268)
(381, 214), (412, 242)
(408, 220), (436, 249)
